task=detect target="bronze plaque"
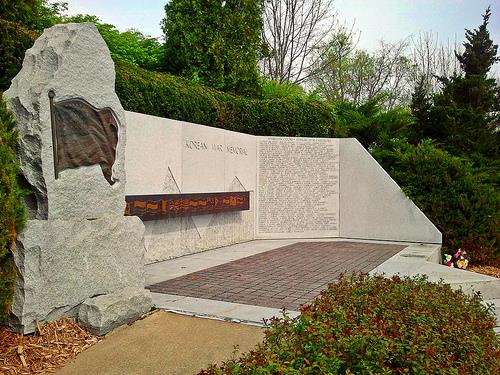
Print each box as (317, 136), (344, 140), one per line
(125, 192), (250, 220)
(49, 91), (118, 184)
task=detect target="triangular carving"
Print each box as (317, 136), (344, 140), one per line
(162, 166), (180, 193)
(229, 176), (246, 192)
(191, 214), (213, 238)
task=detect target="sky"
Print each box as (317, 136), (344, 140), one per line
(64, 0), (500, 74)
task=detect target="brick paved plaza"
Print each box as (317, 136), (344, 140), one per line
(147, 241), (405, 311)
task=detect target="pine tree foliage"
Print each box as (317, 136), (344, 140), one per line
(410, 76), (432, 143)
(417, 7), (500, 161)
(456, 6), (499, 77)
(0, 97), (26, 320)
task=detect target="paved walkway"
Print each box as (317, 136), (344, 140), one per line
(145, 239), (413, 324)
(148, 241), (404, 311)
(57, 311), (264, 375)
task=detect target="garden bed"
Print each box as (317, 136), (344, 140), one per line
(198, 274), (500, 374)
(469, 264), (500, 278)
(0, 318), (99, 374)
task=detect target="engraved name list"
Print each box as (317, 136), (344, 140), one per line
(257, 138), (340, 237)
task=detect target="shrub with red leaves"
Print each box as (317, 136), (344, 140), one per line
(198, 274), (500, 374)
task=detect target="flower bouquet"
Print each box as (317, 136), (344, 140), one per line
(444, 248), (469, 269)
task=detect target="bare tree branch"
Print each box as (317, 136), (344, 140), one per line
(311, 33), (412, 109)
(409, 31), (461, 94)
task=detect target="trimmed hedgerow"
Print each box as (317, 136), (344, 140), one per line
(199, 274), (500, 375)
(372, 139), (499, 261)
(0, 97), (26, 320)
(0, 19), (38, 91)
(115, 61), (337, 138)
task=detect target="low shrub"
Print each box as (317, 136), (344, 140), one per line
(0, 97), (26, 320)
(199, 274), (500, 374)
(115, 61), (337, 138)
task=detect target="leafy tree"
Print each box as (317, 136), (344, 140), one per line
(0, 0), (66, 90)
(63, 14), (164, 70)
(0, 20), (37, 90)
(0, 0), (66, 32)
(312, 31), (412, 109)
(161, 0), (263, 96)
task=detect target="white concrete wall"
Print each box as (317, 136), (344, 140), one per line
(125, 111), (256, 263)
(339, 139), (441, 243)
(125, 112), (442, 262)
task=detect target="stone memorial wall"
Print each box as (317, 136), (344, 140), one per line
(126, 112), (441, 263)
(125, 112), (255, 263)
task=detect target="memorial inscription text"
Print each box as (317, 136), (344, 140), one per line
(258, 138), (339, 235)
(184, 139), (248, 156)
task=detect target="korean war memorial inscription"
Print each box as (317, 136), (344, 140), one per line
(4, 23), (441, 333)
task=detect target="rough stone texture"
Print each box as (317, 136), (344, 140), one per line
(3, 23), (126, 220)
(78, 287), (152, 336)
(11, 215), (146, 334)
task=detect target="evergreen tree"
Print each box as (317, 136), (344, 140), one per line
(423, 7), (500, 161)
(409, 76), (432, 144)
(456, 6), (499, 77)
(161, 0), (263, 96)
(0, 98), (26, 320)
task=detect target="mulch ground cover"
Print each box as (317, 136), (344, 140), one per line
(0, 318), (100, 374)
(468, 264), (500, 278)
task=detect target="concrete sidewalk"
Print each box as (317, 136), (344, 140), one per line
(56, 311), (264, 375)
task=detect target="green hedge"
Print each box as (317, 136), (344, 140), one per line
(199, 274), (500, 374)
(0, 19), (38, 91)
(115, 61), (337, 137)
(0, 97), (26, 320)
(372, 139), (499, 260)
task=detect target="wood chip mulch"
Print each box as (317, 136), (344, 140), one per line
(0, 318), (100, 374)
(468, 265), (500, 279)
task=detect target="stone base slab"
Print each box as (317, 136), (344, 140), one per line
(11, 215), (146, 334)
(79, 287), (152, 336)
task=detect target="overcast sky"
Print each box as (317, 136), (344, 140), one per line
(64, 0), (500, 74)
